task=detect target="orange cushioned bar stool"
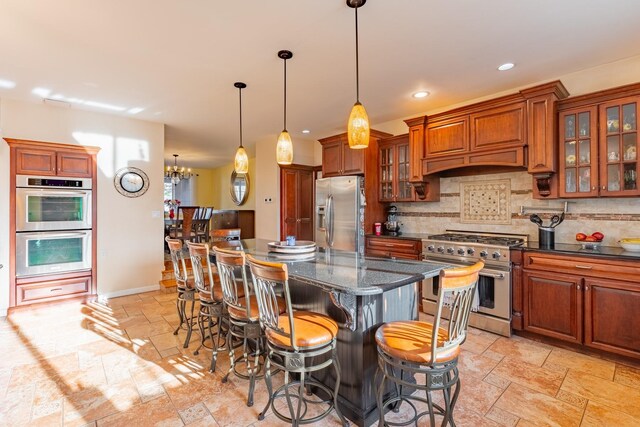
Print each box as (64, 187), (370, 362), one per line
(165, 237), (197, 348)
(375, 261), (483, 427)
(186, 241), (228, 372)
(246, 254), (348, 427)
(214, 246), (284, 407)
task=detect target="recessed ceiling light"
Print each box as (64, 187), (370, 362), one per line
(302, 129), (310, 134)
(498, 63), (515, 71)
(0, 79), (16, 89)
(412, 91), (430, 99)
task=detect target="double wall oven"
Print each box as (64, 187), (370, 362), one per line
(422, 231), (527, 337)
(15, 175), (93, 277)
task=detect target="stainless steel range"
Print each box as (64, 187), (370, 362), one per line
(421, 230), (528, 336)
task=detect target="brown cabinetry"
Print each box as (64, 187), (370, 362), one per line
(319, 137), (364, 177)
(558, 96), (640, 197)
(514, 250), (640, 359)
(16, 274), (92, 306)
(365, 236), (421, 260)
(558, 85), (640, 198)
(14, 145), (93, 177)
(280, 165), (314, 240)
(378, 134), (415, 202)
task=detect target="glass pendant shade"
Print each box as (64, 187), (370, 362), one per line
(234, 146), (249, 174)
(347, 101), (370, 149)
(276, 130), (293, 165)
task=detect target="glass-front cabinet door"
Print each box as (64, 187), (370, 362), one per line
(379, 145), (394, 202)
(395, 142), (414, 201)
(559, 107), (598, 198)
(599, 97), (640, 196)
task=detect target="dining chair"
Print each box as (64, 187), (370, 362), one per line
(374, 261), (483, 426)
(170, 206), (198, 242)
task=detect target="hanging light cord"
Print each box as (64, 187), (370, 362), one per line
(355, 4), (360, 103)
(238, 86), (243, 148)
(283, 57), (287, 131)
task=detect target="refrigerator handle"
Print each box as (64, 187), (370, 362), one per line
(326, 194), (334, 246)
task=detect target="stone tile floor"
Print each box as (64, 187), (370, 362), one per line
(1, 290), (639, 426)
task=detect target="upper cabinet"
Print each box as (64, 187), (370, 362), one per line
(558, 85), (640, 198)
(12, 143), (94, 178)
(319, 130), (391, 177)
(379, 134), (414, 202)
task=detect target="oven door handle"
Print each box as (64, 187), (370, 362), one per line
(481, 271), (505, 279)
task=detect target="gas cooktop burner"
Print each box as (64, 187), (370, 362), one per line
(427, 233), (526, 247)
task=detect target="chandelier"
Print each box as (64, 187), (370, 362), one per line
(165, 154), (193, 184)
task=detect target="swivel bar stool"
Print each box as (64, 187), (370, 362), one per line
(375, 261), (484, 426)
(186, 241), (227, 372)
(246, 254), (348, 427)
(214, 247), (284, 407)
(165, 237), (196, 348)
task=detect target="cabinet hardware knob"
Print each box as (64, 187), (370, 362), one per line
(585, 286), (589, 290)
(577, 285), (581, 290)
(592, 186), (596, 190)
(602, 186), (606, 190)
(575, 265), (593, 269)
(50, 288), (63, 292)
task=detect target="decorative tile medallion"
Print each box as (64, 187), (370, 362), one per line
(460, 179), (511, 224)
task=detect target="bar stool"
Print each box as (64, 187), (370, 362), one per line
(375, 261), (483, 427)
(246, 254), (348, 427)
(186, 241), (227, 372)
(165, 236), (196, 348)
(214, 247), (285, 407)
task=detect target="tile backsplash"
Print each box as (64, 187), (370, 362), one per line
(395, 171), (640, 247)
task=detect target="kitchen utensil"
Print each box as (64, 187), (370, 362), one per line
(549, 211), (565, 228)
(529, 214), (543, 226)
(619, 238), (640, 252)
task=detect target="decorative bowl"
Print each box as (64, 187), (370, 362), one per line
(619, 238), (640, 252)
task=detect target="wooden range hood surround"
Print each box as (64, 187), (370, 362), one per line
(405, 81), (569, 199)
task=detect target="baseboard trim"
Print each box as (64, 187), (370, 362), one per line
(97, 284), (160, 303)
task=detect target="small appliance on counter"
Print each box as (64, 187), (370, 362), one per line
(384, 205), (401, 235)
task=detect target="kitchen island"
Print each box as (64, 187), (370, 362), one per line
(216, 239), (445, 427)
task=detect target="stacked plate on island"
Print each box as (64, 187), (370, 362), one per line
(267, 240), (317, 261)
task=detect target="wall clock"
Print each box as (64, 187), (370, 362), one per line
(114, 167), (150, 197)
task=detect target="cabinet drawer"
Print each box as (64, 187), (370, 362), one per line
(16, 276), (91, 305)
(366, 237), (421, 255)
(366, 248), (420, 260)
(524, 252), (640, 281)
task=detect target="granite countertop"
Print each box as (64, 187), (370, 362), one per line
(515, 242), (640, 261)
(214, 239), (445, 295)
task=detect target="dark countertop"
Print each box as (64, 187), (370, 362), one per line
(514, 242), (640, 261)
(213, 239), (445, 295)
(365, 232), (428, 241)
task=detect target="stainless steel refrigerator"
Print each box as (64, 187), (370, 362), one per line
(314, 176), (365, 254)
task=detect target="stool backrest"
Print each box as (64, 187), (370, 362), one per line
(214, 246), (252, 318)
(431, 261), (484, 362)
(165, 237), (188, 284)
(210, 228), (241, 242)
(246, 254), (297, 349)
(186, 241), (217, 300)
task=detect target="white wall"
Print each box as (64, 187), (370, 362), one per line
(0, 98), (165, 314)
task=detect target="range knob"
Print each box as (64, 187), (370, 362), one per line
(446, 247), (455, 254)
(479, 250), (488, 258)
(492, 251), (502, 259)
(457, 248), (466, 255)
(467, 248), (475, 255)
(437, 246), (445, 253)
(427, 245), (435, 252)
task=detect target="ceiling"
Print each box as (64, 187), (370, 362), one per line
(1, 0), (640, 168)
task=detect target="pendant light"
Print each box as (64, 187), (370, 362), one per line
(347, 0), (370, 149)
(276, 50), (294, 165)
(233, 82), (249, 174)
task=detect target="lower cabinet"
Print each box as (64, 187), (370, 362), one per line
(523, 270), (583, 343)
(16, 274), (91, 306)
(365, 236), (421, 260)
(516, 251), (640, 359)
